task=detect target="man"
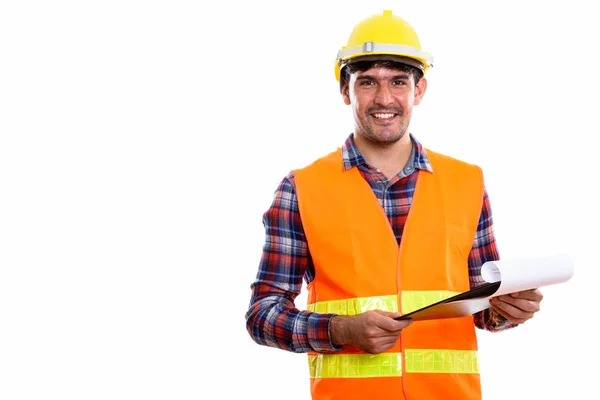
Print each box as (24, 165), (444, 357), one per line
(245, 10), (543, 400)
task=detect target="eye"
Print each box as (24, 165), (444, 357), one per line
(392, 79), (407, 86)
(359, 80), (375, 86)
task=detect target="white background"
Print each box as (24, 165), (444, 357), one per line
(1, 1), (598, 399)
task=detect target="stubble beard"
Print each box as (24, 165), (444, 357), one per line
(359, 110), (410, 148)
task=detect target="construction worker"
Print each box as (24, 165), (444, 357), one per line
(245, 10), (543, 400)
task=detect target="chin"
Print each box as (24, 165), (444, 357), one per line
(377, 131), (404, 142)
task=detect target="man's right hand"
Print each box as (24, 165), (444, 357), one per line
(330, 310), (412, 354)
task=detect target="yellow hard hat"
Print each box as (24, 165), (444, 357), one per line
(335, 10), (434, 82)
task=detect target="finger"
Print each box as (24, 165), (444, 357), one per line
(374, 310), (403, 319)
(374, 331), (404, 339)
(510, 289), (543, 302)
(366, 343), (398, 354)
(372, 334), (402, 343)
(371, 337), (401, 352)
(495, 295), (540, 313)
(490, 305), (523, 324)
(375, 315), (412, 332)
(362, 334), (400, 354)
(490, 299), (533, 324)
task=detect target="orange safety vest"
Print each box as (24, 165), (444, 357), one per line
(294, 147), (484, 400)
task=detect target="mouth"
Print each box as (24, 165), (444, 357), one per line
(369, 112), (398, 123)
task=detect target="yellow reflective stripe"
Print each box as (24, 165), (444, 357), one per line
(401, 291), (457, 314)
(307, 295), (397, 315)
(309, 353), (403, 378)
(405, 349), (479, 374)
(308, 350), (478, 378)
(306, 291), (459, 316)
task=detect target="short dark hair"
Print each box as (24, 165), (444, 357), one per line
(340, 59), (424, 91)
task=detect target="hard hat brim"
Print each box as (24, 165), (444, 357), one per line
(344, 54), (427, 72)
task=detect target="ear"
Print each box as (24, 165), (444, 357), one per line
(413, 77), (427, 106)
(341, 81), (351, 105)
(342, 85), (350, 106)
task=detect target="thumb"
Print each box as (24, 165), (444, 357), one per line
(373, 310), (403, 319)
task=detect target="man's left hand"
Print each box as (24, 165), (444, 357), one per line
(490, 289), (543, 325)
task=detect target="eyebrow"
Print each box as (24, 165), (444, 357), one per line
(356, 74), (410, 81)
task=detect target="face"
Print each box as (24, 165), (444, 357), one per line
(342, 66), (427, 146)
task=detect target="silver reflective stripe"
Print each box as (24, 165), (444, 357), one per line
(337, 42), (434, 66)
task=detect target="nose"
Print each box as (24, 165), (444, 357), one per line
(374, 83), (394, 106)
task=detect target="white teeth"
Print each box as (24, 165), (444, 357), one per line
(373, 113), (394, 119)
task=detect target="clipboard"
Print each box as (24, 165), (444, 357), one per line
(394, 254), (574, 322)
(395, 281), (500, 321)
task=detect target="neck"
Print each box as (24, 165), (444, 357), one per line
(354, 133), (413, 178)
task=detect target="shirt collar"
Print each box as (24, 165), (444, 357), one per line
(341, 133), (434, 173)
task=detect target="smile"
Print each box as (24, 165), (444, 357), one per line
(372, 113), (396, 119)
(370, 112), (398, 122)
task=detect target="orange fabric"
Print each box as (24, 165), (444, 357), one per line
(294, 148), (484, 400)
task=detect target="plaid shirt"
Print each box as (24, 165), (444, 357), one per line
(246, 134), (513, 353)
